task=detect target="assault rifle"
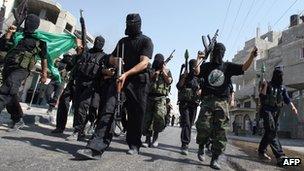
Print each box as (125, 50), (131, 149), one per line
(195, 29), (219, 68)
(113, 43), (126, 136)
(164, 49), (176, 65)
(79, 9), (87, 49)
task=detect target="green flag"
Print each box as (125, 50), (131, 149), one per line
(13, 30), (77, 82)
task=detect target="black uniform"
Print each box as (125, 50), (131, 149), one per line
(177, 70), (200, 148)
(0, 15), (47, 125)
(258, 67), (291, 159)
(80, 14), (153, 157)
(72, 36), (108, 138)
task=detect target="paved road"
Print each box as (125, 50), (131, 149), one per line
(0, 105), (298, 171)
(0, 122), (292, 171)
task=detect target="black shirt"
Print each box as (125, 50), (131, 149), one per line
(199, 62), (244, 98)
(112, 34), (153, 72)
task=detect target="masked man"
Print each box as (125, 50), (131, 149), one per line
(176, 58), (201, 155)
(196, 43), (257, 169)
(142, 53), (172, 148)
(0, 14), (48, 130)
(258, 66), (298, 166)
(65, 36), (109, 141)
(76, 13), (153, 159)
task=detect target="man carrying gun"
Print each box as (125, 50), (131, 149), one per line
(176, 51), (204, 155)
(142, 53), (173, 148)
(77, 13), (153, 159)
(258, 66), (298, 166)
(196, 42), (257, 169)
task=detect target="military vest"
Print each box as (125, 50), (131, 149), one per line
(264, 85), (284, 108)
(76, 51), (105, 81)
(4, 41), (40, 71)
(149, 70), (171, 96)
(178, 74), (200, 103)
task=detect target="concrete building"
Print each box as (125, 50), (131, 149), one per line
(230, 14), (304, 138)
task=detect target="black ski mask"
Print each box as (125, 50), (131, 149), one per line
(271, 66), (284, 86)
(152, 53), (165, 70)
(125, 13), (142, 37)
(92, 36), (105, 52)
(211, 43), (226, 64)
(24, 14), (40, 34)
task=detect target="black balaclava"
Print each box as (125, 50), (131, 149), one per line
(24, 14), (40, 34)
(125, 13), (142, 37)
(93, 36), (105, 52)
(189, 59), (197, 75)
(271, 65), (284, 86)
(152, 53), (165, 70)
(211, 42), (226, 65)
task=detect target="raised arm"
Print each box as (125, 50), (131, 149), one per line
(242, 46), (258, 71)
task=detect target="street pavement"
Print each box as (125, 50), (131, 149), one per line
(229, 134), (304, 154)
(0, 105), (301, 171)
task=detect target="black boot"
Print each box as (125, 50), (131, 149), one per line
(210, 156), (221, 170)
(76, 149), (103, 160)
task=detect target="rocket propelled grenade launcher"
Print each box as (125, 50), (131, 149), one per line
(184, 49), (189, 74)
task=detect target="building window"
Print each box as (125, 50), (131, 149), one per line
(65, 23), (73, 32)
(244, 101), (251, 108)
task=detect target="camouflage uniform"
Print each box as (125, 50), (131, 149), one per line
(196, 57), (244, 162)
(144, 96), (167, 134)
(143, 69), (172, 136)
(196, 95), (229, 156)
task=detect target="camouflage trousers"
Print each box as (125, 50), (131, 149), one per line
(196, 95), (229, 157)
(143, 96), (167, 136)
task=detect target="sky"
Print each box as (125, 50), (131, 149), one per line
(55, 0), (304, 113)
